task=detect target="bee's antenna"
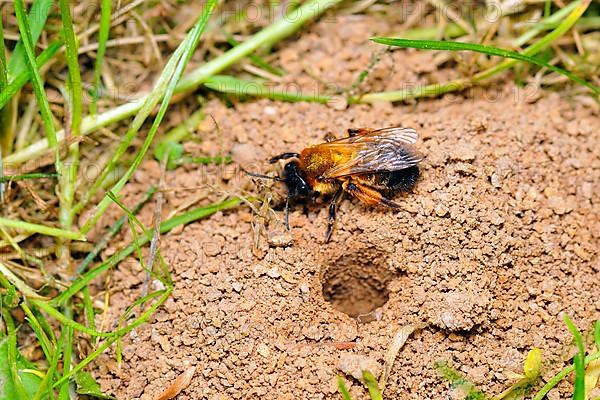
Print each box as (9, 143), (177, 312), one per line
(241, 167), (283, 182)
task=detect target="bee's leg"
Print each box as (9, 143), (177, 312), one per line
(325, 188), (344, 243)
(269, 153), (300, 163)
(285, 195), (291, 230)
(343, 180), (401, 208)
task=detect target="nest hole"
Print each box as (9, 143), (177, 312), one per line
(321, 249), (395, 323)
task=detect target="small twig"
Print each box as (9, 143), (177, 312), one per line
(77, 0), (146, 41)
(75, 186), (156, 277)
(77, 34), (179, 54)
(165, 191), (208, 220)
(143, 156), (168, 301)
(130, 11), (163, 63)
(571, 29), (585, 55)
(6, 0), (345, 167)
(0, 261), (47, 299)
(347, 47), (390, 97)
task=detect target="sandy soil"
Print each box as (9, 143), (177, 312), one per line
(93, 13), (599, 400)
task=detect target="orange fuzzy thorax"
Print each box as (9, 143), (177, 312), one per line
(299, 146), (356, 178)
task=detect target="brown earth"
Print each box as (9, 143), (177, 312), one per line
(93, 12), (600, 400)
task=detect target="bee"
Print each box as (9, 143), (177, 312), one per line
(245, 127), (422, 242)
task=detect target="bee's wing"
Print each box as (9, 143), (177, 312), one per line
(319, 127), (422, 179)
(331, 127), (418, 145)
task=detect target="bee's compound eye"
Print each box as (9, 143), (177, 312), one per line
(283, 161), (298, 176)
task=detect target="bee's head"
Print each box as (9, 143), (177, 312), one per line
(282, 161), (311, 198)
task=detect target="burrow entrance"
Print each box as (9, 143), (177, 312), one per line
(321, 247), (397, 323)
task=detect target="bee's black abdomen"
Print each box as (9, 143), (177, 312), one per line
(385, 166), (420, 192)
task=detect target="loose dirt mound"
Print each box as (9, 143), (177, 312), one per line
(95, 14), (599, 400)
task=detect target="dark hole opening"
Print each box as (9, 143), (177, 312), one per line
(321, 250), (394, 323)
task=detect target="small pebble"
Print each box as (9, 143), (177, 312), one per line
(256, 343), (271, 358)
(232, 282), (243, 292)
(339, 353), (381, 381)
(267, 267), (281, 279)
(267, 230), (293, 247)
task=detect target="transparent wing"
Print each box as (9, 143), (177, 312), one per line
(317, 127), (422, 179)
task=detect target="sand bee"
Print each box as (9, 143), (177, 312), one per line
(246, 127), (422, 242)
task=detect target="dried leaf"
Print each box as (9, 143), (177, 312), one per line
(584, 358), (600, 400)
(154, 366), (196, 400)
(379, 324), (415, 392)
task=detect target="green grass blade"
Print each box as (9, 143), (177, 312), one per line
(57, 0), (83, 138)
(337, 376), (352, 400)
(563, 315), (585, 400)
(29, 300), (107, 337)
(81, 286), (96, 345)
(475, 0), (591, 82)
(573, 354), (585, 400)
(7, 0), (54, 78)
(0, 13), (7, 89)
(74, 370), (113, 399)
(155, 108), (204, 148)
(362, 370), (383, 400)
(178, 0), (342, 92)
(0, 217), (85, 240)
(545, 0), (552, 18)
(595, 321), (600, 350)
(33, 324), (65, 400)
(5, 0), (343, 166)
(0, 14), (9, 154)
(57, 0), (84, 266)
(80, 0), (219, 234)
(1, 310), (30, 400)
(106, 192), (151, 236)
(0, 261), (45, 300)
(21, 303), (55, 362)
(435, 361), (489, 400)
(563, 315), (585, 359)
(57, 324), (73, 400)
(90, 0), (112, 115)
(76, 187), (156, 276)
(73, 0), (218, 216)
(52, 289), (172, 389)
(203, 75), (333, 103)
(363, 0), (592, 102)
(0, 41), (62, 111)
(52, 197), (242, 307)
(106, 191), (151, 275)
(513, 1), (580, 47)
(72, 42), (188, 216)
(13, 0), (59, 164)
(0, 172), (59, 183)
(370, 38), (599, 94)
(159, 197), (242, 233)
(31, 328), (62, 400)
(224, 33), (285, 76)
